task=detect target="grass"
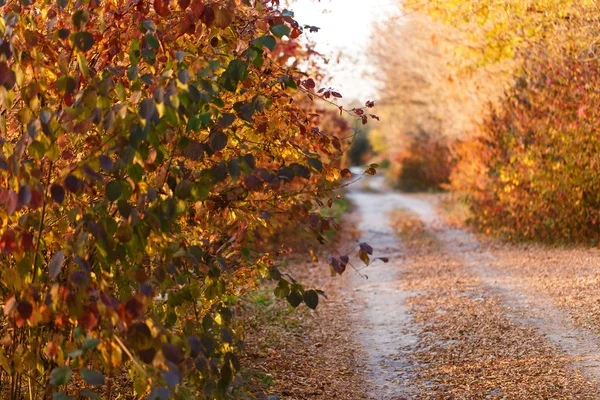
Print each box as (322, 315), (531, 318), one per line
(319, 197), (352, 221)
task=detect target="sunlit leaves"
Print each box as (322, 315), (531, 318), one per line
(0, 0), (377, 398)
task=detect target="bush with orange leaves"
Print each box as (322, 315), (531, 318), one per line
(450, 53), (600, 242)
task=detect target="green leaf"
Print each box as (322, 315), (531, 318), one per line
(208, 131), (227, 152)
(286, 290), (302, 308)
(50, 366), (72, 386)
(67, 349), (83, 358)
(82, 337), (100, 350)
(270, 24), (291, 39)
(308, 157), (323, 172)
(53, 392), (76, 400)
(71, 32), (94, 51)
(146, 34), (159, 50)
(71, 9), (89, 29)
(226, 60), (247, 82)
(127, 65), (139, 81)
(79, 389), (101, 400)
(274, 279), (290, 298)
(303, 289), (319, 309)
(256, 35), (276, 51)
(106, 180), (122, 202)
(127, 163), (144, 183)
(81, 369), (105, 386)
(252, 95), (270, 113)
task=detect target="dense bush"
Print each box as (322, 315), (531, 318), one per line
(391, 131), (453, 192)
(0, 1), (378, 398)
(450, 54), (600, 242)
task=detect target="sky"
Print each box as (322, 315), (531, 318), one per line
(288, 0), (401, 107)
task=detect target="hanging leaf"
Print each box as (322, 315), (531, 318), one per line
(154, 0), (171, 16)
(50, 184), (65, 204)
(16, 301), (33, 319)
(213, 6), (234, 29)
(270, 24), (291, 38)
(360, 242), (373, 255)
(81, 369), (105, 386)
(208, 131), (227, 152)
(18, 184), (31, 207)
(105, 180), (122, 202)
(49, 250), (65, 280)
(98, 155), (113, 172)
(303, 289), (319, 310)
(50, 366), (72, 386)
(256, 35), (276, 51)
(286, 290), (303, 308)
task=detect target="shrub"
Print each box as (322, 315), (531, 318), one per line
(0, 1), (377, 398)
(450, 53), (600, 242)
(392, 131), (454, 192)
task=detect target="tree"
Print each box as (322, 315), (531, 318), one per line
(369, 11), (511, 189)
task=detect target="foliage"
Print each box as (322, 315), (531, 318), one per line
(391, 131), (454, 192)
(404, 0), (599, 65)
(450, 53), (600, 242)
(369, 10), (510, 192)
(0, 1), (379, 398)
(408, 0), (600, 242)
(347, 130), (371, 166)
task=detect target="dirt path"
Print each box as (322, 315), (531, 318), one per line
(346, 176), (600, 399)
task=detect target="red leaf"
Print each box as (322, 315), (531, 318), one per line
(29, 189), (43, 209)
(360, 242), (373, 255)
(6, 190), (17, 215)
(0, 230), (16, 254)
(79, 309), (99, 330)
(191, 0), (204, 16)
(17, 301), (33, 320)
(331, 91), (342, 98)
(303, 78), (315, 89)
(154, 0), (170, 17)
(20, 232), (33, 251)
(340, 168), (352, 178)
(200, 6), (215, 27)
